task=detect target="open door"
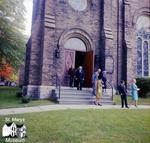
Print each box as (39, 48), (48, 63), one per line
(63, 49), (75, 86)
(84, 51), (93, 87)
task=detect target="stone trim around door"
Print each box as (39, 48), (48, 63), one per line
(58, 28), (94, 52)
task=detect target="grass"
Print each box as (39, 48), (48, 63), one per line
(0, 86), (54, 109)
(0, 109), (150, 143)
(0, 86), (150, 109)
(114, 95), (150, 105)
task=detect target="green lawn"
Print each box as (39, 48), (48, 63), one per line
(0, 86), (54, 109)
(114, 95), (150, 105)
(0, 109), (150, 143)
(0, 87), (150, 109)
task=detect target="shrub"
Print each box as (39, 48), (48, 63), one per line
(16, 91), (22, 98)
(136, 78), (150, 98)
(49, 89), (59, 103)
(22, 95), (31, 103)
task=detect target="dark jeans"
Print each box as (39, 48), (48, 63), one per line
(69, 76), (74, 87)
(92, 83), (96, 96)
(121, 94), (128, 107)
(77, 79), (83, 90)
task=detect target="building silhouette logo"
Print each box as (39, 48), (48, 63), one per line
(2, 122), (26, 138)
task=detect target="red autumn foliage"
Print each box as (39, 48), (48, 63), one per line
(0, 63), (14, 80)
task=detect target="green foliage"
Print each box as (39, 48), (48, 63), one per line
(16, 91), (22, 98)
(0, 0), (26, 70)
(21, 95), (31, 103)
(136, 78), (150, 98)
(50, 89), (59, 103)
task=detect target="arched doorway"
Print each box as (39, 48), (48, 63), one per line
(59, 29), (94, 87)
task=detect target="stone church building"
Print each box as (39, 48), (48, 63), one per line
(23, 0), (150, 99)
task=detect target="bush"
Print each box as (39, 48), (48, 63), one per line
(136, 78), (150, 98)
(49, 89), (59, 103)
(16, 91), (22, 98)
(22, 95), (31, 103)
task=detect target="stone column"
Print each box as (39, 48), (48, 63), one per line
(41, 0), (56, 86)
(124, 0), (135, 84)
(103, 0), (116, 85)
(39, 0), (57, 98)
(24, 0), (45, 99)
(28, 0), (45, 85)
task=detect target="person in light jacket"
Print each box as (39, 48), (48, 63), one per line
(131, 79), (140, 107)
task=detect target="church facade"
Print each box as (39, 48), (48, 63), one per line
(23, 0), (150, 99)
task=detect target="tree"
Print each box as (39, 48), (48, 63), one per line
(0, 0), (26, 70)
(0, 63), (14, 80)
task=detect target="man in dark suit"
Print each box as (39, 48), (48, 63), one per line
(75, 66), (85, 90)
(118, 80), (129, 108)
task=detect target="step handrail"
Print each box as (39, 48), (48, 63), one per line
(55, 73), (61, 99)
(106, 81), (114, 100)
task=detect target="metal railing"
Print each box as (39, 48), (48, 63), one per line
(106, 81), (114, 100)
(55, 73), (61, 99)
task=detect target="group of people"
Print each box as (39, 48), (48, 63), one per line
(68, 66), (85, 90)
(68, 66), (140, 108)
(118, 79), (140, 108)
(92, 68), (107, 106)
(68, 67), (107, 106)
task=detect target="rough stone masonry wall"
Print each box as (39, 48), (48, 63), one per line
(41, 0), (56, 86)
(103, 0), (118, 87)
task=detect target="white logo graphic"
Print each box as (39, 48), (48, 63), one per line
(2, 122), (26, 138)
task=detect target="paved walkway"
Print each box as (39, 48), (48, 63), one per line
(0, 105), (150, 116)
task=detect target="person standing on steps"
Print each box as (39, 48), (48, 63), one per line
(92, 68), (101, 96)
(94, 68), (103, 106)
(75, 66), (85, 90)
(68, 65), (75, 87)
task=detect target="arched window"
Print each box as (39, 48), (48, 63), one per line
(136, 15), (150, 77)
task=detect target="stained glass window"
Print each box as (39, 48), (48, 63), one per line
(143, 41), (149, 76)
(137, 38), (142, 76)
(136, 16), (150, 77)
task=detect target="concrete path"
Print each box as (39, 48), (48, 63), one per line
(0, 105), (150, 116)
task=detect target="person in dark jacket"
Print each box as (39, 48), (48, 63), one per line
(68, 66), (75, 87)
(118, 80), (129, 108)
(75, 66), (85, 90)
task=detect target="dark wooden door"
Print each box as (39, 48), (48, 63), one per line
(84, 51), (93, 87)
(63, 50), (75, 86)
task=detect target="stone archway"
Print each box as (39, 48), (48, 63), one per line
(58, 28), (93, 51)
(132, 7), (150, 27)
(58, 28), (94, 87)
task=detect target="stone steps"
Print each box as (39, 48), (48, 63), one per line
(56, 87), (113, 105)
